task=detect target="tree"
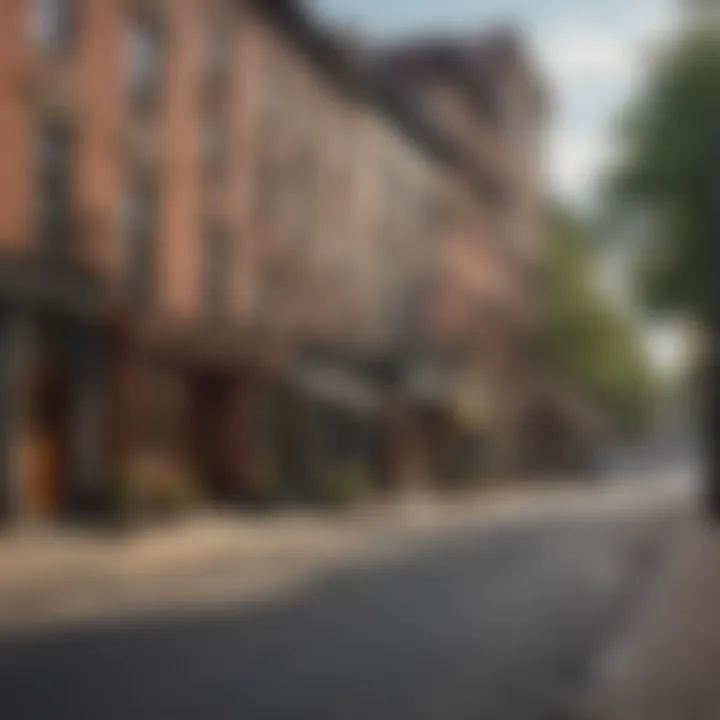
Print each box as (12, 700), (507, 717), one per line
(609, 29), (720, 514)
(541, 205), (656, 438)
(610, 33), (720, 315)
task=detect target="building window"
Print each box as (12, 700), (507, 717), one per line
(127, 11), (164, 115)
(252, 57), (285, 226)
(200, 119), (228, 181)
(121, 173), (159, 309)
(199, 4), (232, 182)
(34, 0), (76, 53)
(262, 55), (286, 122)
(36, 118), (74, 258)
(290, 135), (317, 241)
(200, 225), (231, 318)
(202, 7), (232, 90)
(256, 150), (277, 225)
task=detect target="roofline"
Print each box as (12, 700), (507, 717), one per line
(248, 0), (508, 202)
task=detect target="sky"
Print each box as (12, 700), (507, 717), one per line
(311, 0), (677, 207)
(312, 0), (688, 374)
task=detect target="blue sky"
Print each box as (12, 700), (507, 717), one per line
(311, 0), (677, 206)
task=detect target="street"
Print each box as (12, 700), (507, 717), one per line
(0, 475), (688, 720)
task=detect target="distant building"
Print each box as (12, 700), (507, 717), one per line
(373, 33), (548, 477)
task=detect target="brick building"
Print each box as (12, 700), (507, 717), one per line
(373, 34), (547, 477)
(0, 0), (546, 523)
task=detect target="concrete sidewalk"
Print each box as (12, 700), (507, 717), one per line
(0, 480), (690, 637)
(592, 518), (720, 720)
(0, 509), (398, 634)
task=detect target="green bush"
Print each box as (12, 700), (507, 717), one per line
(119, 453), (201, 522)
(305, 460), (373, 507)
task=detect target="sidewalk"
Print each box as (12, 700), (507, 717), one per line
(592, 517), (720, 720)
(0, 509), (395, 635)
(0, 479), (690, 637)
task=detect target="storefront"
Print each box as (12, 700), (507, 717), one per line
(0, 259), (109, 523)
(288, 359), (380, 503)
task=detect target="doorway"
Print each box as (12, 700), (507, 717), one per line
(189, 372), (237, 503)
(19, 359), (70, 519)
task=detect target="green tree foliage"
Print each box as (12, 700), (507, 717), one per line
(541, 206), (656, 435)
(609, 32), (720, 317)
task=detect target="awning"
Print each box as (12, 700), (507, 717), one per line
(407, 364), (500, 430)
(293, 366), (382, 414)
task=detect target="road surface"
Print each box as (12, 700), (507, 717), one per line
(0, 488), (685, 720)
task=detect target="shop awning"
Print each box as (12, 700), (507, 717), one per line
(293, 365), (382, 414)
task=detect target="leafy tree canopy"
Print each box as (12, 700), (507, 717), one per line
(541, 205), (656, 435)
(609, 32), (720, 318)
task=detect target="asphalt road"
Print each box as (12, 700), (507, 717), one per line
(0, 505), (679, 720)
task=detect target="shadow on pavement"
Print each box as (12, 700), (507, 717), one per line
(0, 513), (678, 720)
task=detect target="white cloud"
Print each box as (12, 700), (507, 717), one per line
(535, 24), (638, 93)
(533, 1), (674, 93)
(646, 323), (691, 375)
(533, 0), (676, 202)
(551, 131), (611, 201)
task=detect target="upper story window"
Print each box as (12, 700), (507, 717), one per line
(255, 143), (277, 224)
(200, 116), (229, 181)
(282, 127), (316, 238)
(34, 0), (76, 53)
(200, 224), (231, 318)
(121, 171), (159, 309)
(262, 55), (286, 122)
(202, 7), (233, 90)
(127, 11), (164, 115)
(36, 118), (75, 258)
(382, 167), (404, 241)
(199, 7), (233, 181)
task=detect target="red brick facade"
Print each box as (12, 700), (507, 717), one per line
(0, 0), (546, 521)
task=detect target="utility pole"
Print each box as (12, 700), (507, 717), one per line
(705, 135), (720, 518)
(706, 320), (720, 519)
